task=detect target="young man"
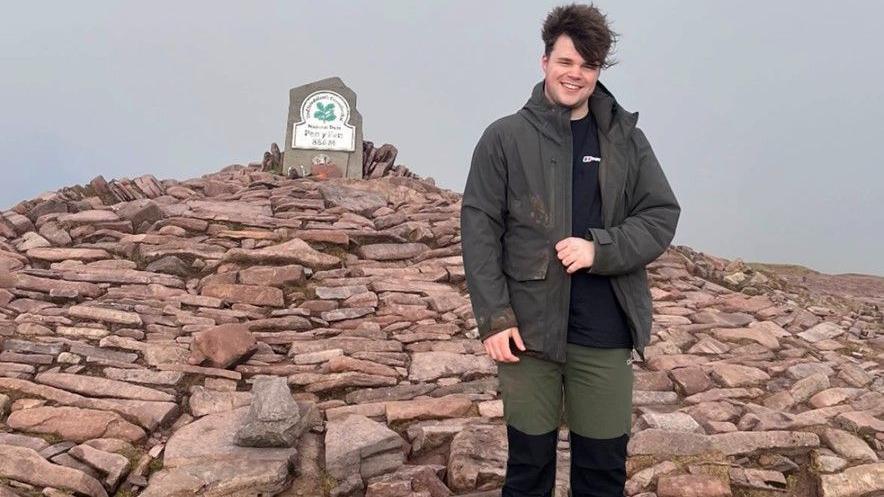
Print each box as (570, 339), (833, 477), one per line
(460, 3), (680, 496)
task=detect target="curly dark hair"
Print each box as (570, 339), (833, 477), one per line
(542, 3), (618, 69)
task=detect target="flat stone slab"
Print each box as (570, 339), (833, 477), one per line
(627, 429), (714, 456)
(26, 247), (111, 262)
(657, 474), (731, 497)
(408, 351), (496, 382)
(0, 444), (108, 497)
(628, 429), (819, 457)
(140, 459), (292, 497)
(163, 406), (297, 468)
(201, 283), (284, 308)
(325, 414), (406, 480)
(818, 462), (884, 497)
(710, 430), (820, 456)
(35, 372), (174, 402)
(7, 406), (145, 442)
(58, 210), (120, 225)
(712, 327), (780, 349)
(822, 428), (878, 463)
(67, 304), (143, 325)
(0, 377), (178, 429)
(798, 322), (845, 343)
(708, 363), (771, 387)
(222, 238), (340, 270)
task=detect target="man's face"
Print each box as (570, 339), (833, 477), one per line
(541, 34), (600, 112)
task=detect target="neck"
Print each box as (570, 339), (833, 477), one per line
(542, 84), (589, 121)
(569, 104), (589, 120)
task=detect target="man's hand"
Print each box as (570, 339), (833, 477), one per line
(555, 236), (595, 273)
(482, 326), (526, 362)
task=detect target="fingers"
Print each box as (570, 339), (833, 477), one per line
(511, 328), (526, 351)
(554, 236), (577, 250)
(498, 334), (519, 362)
(483, 328), (520, 362)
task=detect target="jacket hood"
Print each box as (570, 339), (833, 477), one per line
(518, 79), (639, 144)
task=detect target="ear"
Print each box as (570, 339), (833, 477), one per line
(541, 54), (549, 74)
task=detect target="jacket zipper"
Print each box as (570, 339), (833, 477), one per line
(600, 133), (641, 361)
(561, 113), (573, 363)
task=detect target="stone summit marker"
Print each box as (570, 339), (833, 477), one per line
(282, 77), (363, 179)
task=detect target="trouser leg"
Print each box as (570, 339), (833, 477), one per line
(503, 424), (559, 497)
(497, 353), (564, 497)
(569, 431), (628, 497)
(563, 345), (633, 497)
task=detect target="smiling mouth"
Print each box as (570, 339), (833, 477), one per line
(561, 81), (583, 91)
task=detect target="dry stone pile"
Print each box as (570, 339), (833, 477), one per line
(0, 163), (880, 497)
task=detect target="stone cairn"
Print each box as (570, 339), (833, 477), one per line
(262, 140), (427, 183)
(0, 161), (881, 497)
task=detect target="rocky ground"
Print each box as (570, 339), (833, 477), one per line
(0, 164), (881, 497)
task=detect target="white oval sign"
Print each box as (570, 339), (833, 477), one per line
(292, 90), (356, 152)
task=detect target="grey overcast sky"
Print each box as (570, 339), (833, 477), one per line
(1, 1), (882, 276)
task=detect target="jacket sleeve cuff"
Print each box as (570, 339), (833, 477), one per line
(477, 306), (518, 342)
(584, 227), (613, 274)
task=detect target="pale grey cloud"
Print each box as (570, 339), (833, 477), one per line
(1, 1), (881, 275)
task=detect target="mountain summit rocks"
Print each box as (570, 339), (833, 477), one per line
(0, 163), (881, 497)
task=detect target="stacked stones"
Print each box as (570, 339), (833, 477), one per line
(0, 163), (880, 497)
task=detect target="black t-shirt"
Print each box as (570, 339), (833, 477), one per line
(567, 111), (633, 349)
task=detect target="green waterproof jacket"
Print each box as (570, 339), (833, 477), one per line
(460, 80), (681, 364)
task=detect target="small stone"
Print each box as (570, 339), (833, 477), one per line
(386, 395), (473, 423)
(68, 443), (129, 490)
(818, 462), (884, 497)
(234, 376), (305, 448)
(838, 363), (873, 387)
(627, 429), (714, 456)
(787, 362), (835, 380)
(188, 323), (257, 369)
(822, 428), (878, 463)
(798, 322), (845, 343)
(657, 474), (731, 497)
(670, 366), (713, 395)
(636, 412), (704, 433)
(813, 448), (849, 473)
(325, 414), (406, 480)
(67, 305), (142, 326)
(446, 424), (507, 492)
(357, 243), (430, 261)
(709, 363), (770, 387)
(790, 372), (830, 403)
(201, 283), (284, 307)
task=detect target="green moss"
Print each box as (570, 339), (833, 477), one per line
(283, 282), (315, 300)
(37, 432), (65, 444)
(148, 456), (164, 473)
(118, 445), (145, 472)
(318, 245), (350, 265)
(0, 390), (35, 405)
(113, 487), (137, 497)
(319, 468), (338, 497)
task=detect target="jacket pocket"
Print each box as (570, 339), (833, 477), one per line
(503, 249), (549, 341)
(503, 246), (549, 281)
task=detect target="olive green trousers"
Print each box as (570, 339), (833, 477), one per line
(497, 344), (634, 438)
